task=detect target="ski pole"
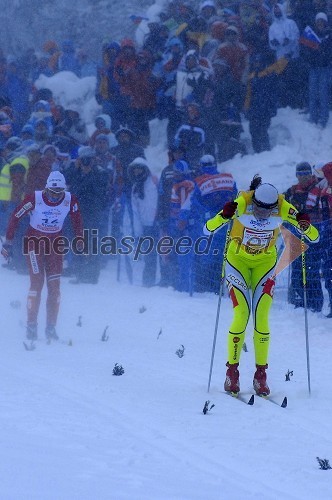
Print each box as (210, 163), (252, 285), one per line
(207, 224), (232, 392)
(301, 234), (311, 395)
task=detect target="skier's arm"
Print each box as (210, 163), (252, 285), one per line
(203, 194), (246, 235)
(5, 194), (35, 242)
(280, 198), (319, 242)
(69, 195), (84, 238)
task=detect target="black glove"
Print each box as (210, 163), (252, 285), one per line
(221, 201), (238, 219)
(296, 212), (310, 231)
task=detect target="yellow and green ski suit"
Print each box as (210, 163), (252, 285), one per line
(205, 190), (319, 366)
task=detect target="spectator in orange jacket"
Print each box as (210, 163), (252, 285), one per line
(124, 50), (161, 147)
(214, 25), (249, 83)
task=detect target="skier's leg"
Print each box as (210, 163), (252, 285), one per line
(26, 250), (45, 334)
(224, 253), (251, 393)
(251, 255), (277, 366)
(251, 254), (277, 395)
(225, 254), (251, 364)
(45, 251), (63, 329)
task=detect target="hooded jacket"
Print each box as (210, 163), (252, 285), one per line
(268, 3), (300, 59)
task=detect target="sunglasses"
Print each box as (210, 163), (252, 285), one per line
(253, 204), (273, 219)
(48, 188), (65, 195)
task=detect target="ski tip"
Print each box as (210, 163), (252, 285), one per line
(248, 394), (255, 405)
(23, 341), (36, 351)
(281, 396), (288, 408)
(230, 391), (239, 398)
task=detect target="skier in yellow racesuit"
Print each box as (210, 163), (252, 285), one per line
(204, 176), (319, 396)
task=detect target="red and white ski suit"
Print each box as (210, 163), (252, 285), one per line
(6, 191), (83, 327)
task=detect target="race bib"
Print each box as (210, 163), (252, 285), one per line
(242, 227), (273, 250)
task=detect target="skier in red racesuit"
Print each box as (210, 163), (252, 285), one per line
(1, 171), (83, 340)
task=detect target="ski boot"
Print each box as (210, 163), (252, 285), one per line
(253, 364), (270, 396)
(26, 323), (38, 340)
(224, 362), (240, 394)
(45, 325), (59, 341)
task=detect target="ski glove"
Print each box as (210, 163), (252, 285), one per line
(296, 212), (310, 231)
(1, 242), (13, 261)
(221, 201), (238, 219)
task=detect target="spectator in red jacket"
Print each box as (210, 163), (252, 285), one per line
(114, 38), (138, 127)
(214, 25), (249, 83)
(25, 144), (51, 194)
(124, 49), (161, 146)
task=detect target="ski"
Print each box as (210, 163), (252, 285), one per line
(257, 395), (288, 408)
(227, 392), (255, 405)
(23, 338), (72, 350)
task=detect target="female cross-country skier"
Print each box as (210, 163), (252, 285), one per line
(204, 175), (319, 396)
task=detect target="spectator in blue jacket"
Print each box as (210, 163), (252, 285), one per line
(300, 12), (332, 128)
(58, 40), (81, 76)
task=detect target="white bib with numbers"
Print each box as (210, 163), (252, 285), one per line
(29, 191), (71, 233)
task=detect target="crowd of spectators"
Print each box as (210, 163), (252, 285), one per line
(1, 0), (332, 311)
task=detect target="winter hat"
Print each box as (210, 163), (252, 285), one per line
(43, 40), (58, 53)
(200, 154), (216, 167)
(78, 146), (96, 158)
(253, 183), (278, 209)
(296, 162), (312, 175)
(166, 37), (183, 49)
(0, 111), (10, 124)
(35, 99), (51, 112)
(212, 58), (229, 68)
(120, 38), (135, 48)
(147, 14), (161, 25)
(225, 25), (239, 35)
(200, 0), (216, 12)
(115, 127), (136, 141)
(46, 171), (66, 190)
(173, 159), (190, 175)
(128, 158), (149, 193)
(35, 118), (48, 127)
(95, 133), (110, 143)
(6, 136), (23, 151)
(185, 49), (199, 62)
(26, 143), (42, 154)
(42, 144), (58, 155)
(129, 157), (149, 168)
(95, 114), (111, 129)
(103, 41), (120, 52)
(315, 12), (328, 23)
(21, 124), (34, 136)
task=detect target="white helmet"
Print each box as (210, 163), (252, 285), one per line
(129, 157), (149, 168)
(46, 171), (66, 190)
(253, 183), (278, 209)
(200, 154), (216, 167)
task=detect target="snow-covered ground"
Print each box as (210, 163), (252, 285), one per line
(1, 72), (332, 499)
(1, 258), (332, 499)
